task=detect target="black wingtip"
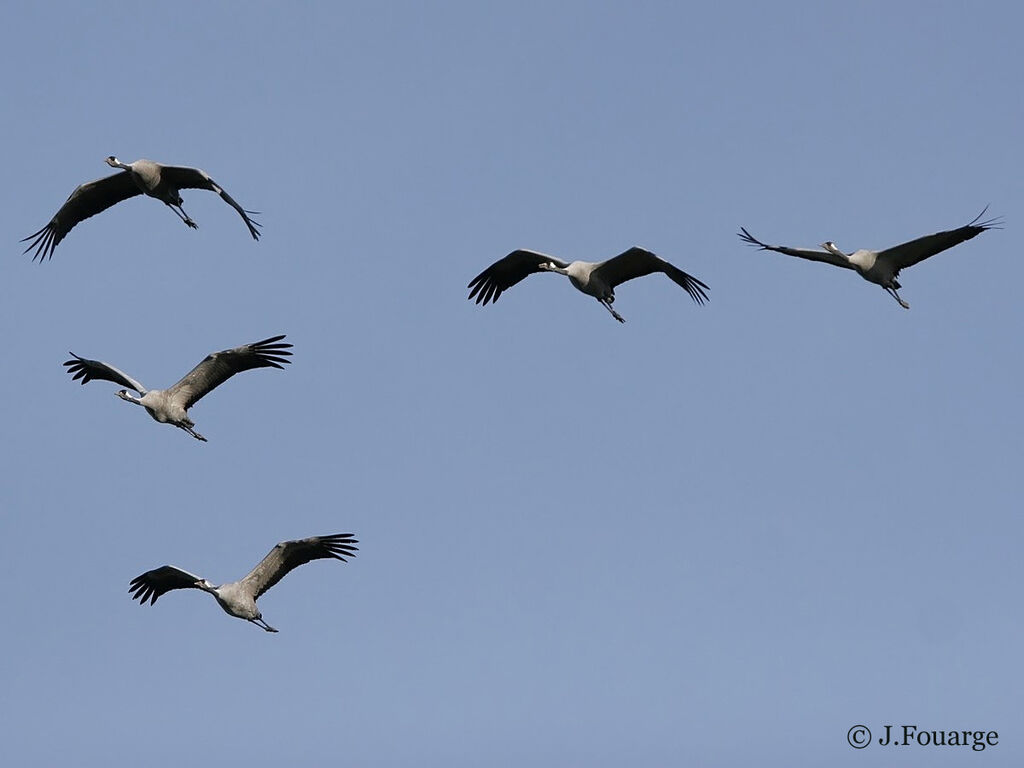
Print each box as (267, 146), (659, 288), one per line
(21, 225), (57, 262)
(969, 205), (1003, 232)
(737, 227), (768, 249)
(252, 335), (292, 353)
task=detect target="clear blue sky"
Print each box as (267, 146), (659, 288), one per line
(2, 2), (1021, 765)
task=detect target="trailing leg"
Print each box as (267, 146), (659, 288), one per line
(599, 299), (625, 323)
(884, 285), (909, 309)
(166, 202), (198, 229)
(178, 423), (208, 442)
(249, 617), (278, 633)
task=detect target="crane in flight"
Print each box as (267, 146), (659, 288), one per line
(468, 246), (709, 322)
(64, 335), (291, 441)
(23, 156), (261, 261)
(738, 208), (1000, 308)
(129, 534), (358, 633)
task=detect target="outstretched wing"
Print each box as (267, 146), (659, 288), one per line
(63, 353), (148, 395)
(878, 207), (1002, 272)
(22, 171), (141, 261)
(165, 335), (292, 410)
(239, 534), (359, 600)
(595, 247), (710, 305)
(738, 227), (854, 271)
(129, 565), (206, 605)
(159, 165), (261, 240)
(467, 249), (571, 305)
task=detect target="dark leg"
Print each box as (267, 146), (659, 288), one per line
(599, 299), (625, 323)
(885, 286), (909, 309)
(250, 618), (279, 633)
(166, 203), (199, 229)
(178, 424), (208, 442)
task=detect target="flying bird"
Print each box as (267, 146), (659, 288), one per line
(467, 246), (709, 322)
(23, 156), (261, 261)
(738, 208), (1001, 308)
(64, 335), (292, 442)
(129, 534), (358, 633)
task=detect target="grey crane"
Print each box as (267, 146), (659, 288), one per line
(23, 156), (261, 261)
(738, 209), (1001, 309)
(64, 335), (291, 442)
(129, 534), (358, 633)
(467, 246), (709, 322)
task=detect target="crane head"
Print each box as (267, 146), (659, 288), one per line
(115, 389), (141, 406)
(105, 156), (123, 169)
(820, 241), (846, 258)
